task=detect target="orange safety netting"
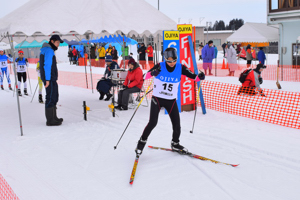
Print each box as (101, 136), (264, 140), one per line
(11, 67), (300, 130)
(0, 174), (19, 200)
(200, 80), (300, 129)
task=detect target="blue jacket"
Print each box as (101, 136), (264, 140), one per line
(257, 50), (266, 65)
(202, 44), (215, 63)
(39, 43), (57, 82)
(214, 47), (218, 59)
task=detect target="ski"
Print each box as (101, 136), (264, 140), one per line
(129, 155), (140, 185)
(148, 146), (239, 167)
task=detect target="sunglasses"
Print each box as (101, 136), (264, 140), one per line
(166, 59), (177, 63)
(19, 53), (24, 55)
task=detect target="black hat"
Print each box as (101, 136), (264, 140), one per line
(50, 35), (64, 43)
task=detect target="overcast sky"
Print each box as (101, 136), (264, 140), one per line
(0, 0), (267, 26)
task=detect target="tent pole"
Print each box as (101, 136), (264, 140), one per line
(88, 34), (94, 93)
(8, 33), (24, 136)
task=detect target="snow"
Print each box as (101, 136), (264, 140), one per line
(1, 61), (300, 200)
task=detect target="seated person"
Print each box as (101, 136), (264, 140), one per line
(238, 64), (266, 96)
(96, 55), (119, 101)
(115, 58), (144, 110)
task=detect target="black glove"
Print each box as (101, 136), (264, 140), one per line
(198, 71), (205, 80)
(150, 67), (161, 77)
(122, 85), (128, 90)
(258, 77), (263, 84)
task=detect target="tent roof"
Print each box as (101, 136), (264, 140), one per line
(0, 0), (176, 43)
(226, 22), (279, 43)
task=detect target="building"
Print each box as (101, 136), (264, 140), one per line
(267, 0), (300, 65)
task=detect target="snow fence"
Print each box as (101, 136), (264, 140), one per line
(0, 174), (19, 200)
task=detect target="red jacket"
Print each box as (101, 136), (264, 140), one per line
(72, 49), (77, 56)
(242, 70), (261, 89)
(146, 46), (153, 57)
(124, 65), (144, 89)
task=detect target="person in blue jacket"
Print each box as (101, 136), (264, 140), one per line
(202, 40), (215, 75)
(0, 49), (13, 90)
(257, 47), (266, 65)
(214, 45), (218, 59)
(40, 35), (64, 126)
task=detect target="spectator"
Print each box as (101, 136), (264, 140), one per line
(121, 43), (129, 59)
(222, 42), (227, 57)
(237, 64), (266, 96)
(226, 42), (238, 76)
(257, 47), (266, 65)
(146, 44), (154, 61)
(90, 43), (96, 59)
(72, 46), (78, 64)
(106, 44), (113, 56)
(36, 61), (44, 103)
(98, 45), (106, 59)
(96, 55), (120, 101)
(138, 43), (146, 61)
(115, 58), (143, 111)
(198, 43), (203, 60)
(202, 40), (215, 75)
(111, 46), (118, 60)
(246, 44), (253, 68)
(236, 43), (241, 54)
(68, 47), (73, 65)
(214, 45), (218, 59)
(39, 35), (64, 126)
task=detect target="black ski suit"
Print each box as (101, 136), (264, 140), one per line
(140, 62), (197, 143)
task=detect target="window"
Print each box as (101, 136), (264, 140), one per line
(211, 39), (221, 47)
(269, 0), (300, 12)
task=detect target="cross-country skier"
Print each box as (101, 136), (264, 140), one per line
(36, 61), (44, 103)
(15, 50), (29, 96)
(135, 47), (205, 155)
(0, 49), (13, 90)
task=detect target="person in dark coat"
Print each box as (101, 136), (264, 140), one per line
(111, 46), (118, 60)
(115, 58), (144, 110)
(39, 35), (64, 126)
(68, 47), (73, 64)
(222, 43), (227, 57)
(96, 55), (120, 101)
(138, 43), (146, 61)
(90, 43), (96, 59)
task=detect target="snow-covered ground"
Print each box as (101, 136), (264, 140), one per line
(1, 68), (300, 199)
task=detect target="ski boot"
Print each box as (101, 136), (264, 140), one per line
(18, 89), (22, 96)
(99, 91), (105, 100)
(24, 88), (28, 96)
(104, 93), (112, 101)
(135, 138), (147, 155)
(38, 94), (44, 103)
(171, 141), (188, 155)
(8, 84), (12, 90)
(1, 85), (3, 90)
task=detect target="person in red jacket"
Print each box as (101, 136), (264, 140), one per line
(72, 47), (78, 64)
(146, 44), (153, 61)
(115, 58), (144, 110)
(238, 64), (266, 96)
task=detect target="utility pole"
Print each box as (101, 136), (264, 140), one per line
(206, 21), (212, 43)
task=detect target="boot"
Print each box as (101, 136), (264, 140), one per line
(99, 91), (105, 100)
(204, 70), (207, 75)
(1, 85), (4, 90)
(45, 107), (62, 126)
(171, 141), (188, 154)
(135, 138), (147, 155)
(8, 84), (12, 90)
(18, 89), (22, 96)
(38, 94), (44, 103)
(54, 106), (63, 123)
(104, 93), (112, 101)
(209, 69), (213, 75)
(24, 88), (28, 96)
(115, 104), (123, 110)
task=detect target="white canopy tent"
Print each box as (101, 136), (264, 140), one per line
(226, 22), (279, 43)
(0, 0), (177, 136)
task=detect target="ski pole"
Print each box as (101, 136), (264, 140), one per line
(114, 78), (154, 150)
(30, 83), (39, 103)
(27, 67), (32, 94)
